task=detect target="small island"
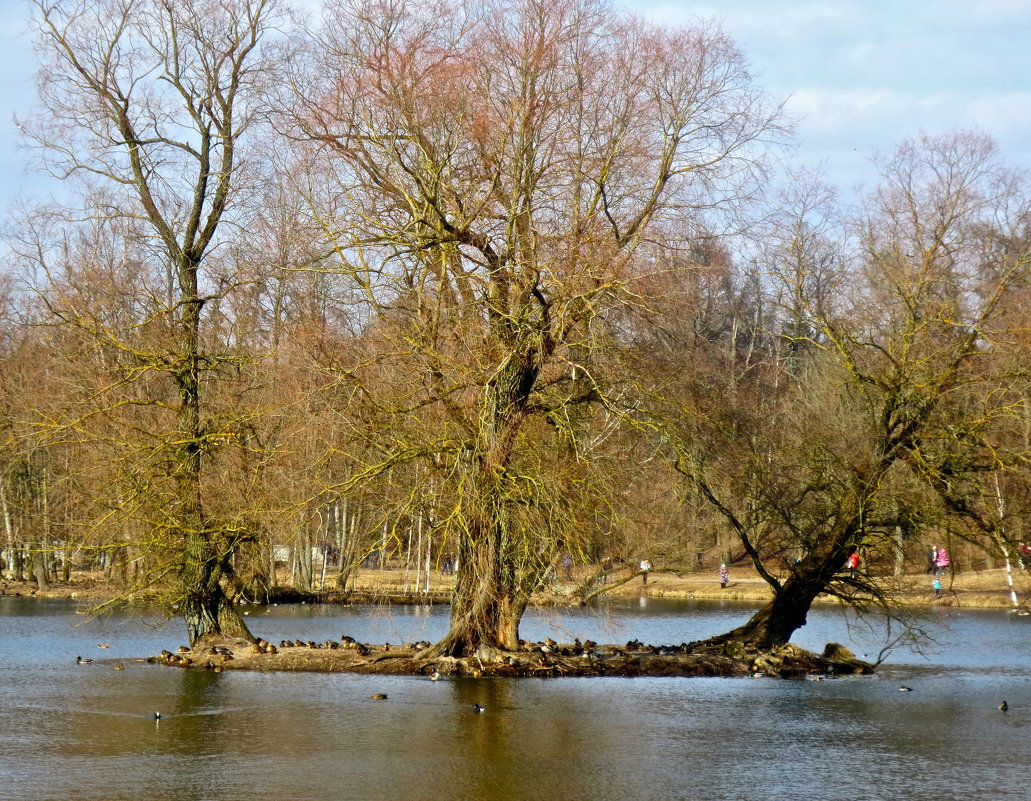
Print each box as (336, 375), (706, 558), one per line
(143, 636), (875, 680)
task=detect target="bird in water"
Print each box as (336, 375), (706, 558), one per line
(999, 701), (1008, 712)
(76, 656), (94, 664)
(898, 686), (913, 692)
(472, 703), (485, 713)
(153, 712), (162, 720)
(429, 671), (441, 681)
(369, 693), (388, 700)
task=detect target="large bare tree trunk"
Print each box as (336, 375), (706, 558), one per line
(180, 536), (252, 646)
(175, 257), (251, 646)
(698, 480), (871, 649)
(434, 519), (529, 656)
(710, 568), (841, 648)
(432, 369), (545, 656)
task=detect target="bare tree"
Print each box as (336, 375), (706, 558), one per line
(679, 132), (1031, 647)
(20, 0), (282, 645)
(279, 0), (780, 655)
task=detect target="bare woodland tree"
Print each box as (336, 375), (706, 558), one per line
(279, 0), (779, 655)
(19, 0), (282, 645)
(676, 132), (1030, 647)
(7, 1), (1026, 664)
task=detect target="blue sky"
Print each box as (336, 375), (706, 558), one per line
(628, 0), (1031, 193)
(1, 0), (1029, 206)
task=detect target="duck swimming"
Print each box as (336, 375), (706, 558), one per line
(76, 656), (94, 664)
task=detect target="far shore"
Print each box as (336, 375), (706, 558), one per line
(3, 564), (1030, 612)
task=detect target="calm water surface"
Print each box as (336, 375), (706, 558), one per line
(1, 596), (1029, 801)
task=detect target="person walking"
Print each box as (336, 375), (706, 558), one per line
(719, 563), (729, 590)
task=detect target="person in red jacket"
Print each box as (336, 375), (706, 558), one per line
(845, 551), (860, 578)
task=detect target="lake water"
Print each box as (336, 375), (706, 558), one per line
(1, 595), (1029, 801)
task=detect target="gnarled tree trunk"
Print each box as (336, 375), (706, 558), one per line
(709, 560), (848, 648)
(433, 521), (529, 655)
(432, 361), (549, 657)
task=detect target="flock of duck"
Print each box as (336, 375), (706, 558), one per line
(74, 633), (869, 681)
(74, 634), (711, 686)
(141, 635), (652, 673)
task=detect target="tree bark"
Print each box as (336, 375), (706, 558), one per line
(433, 519), (529, 656)
(431, 357), (543, 656)
(174, 255), (252, 647)
(704, 491), (867, 648)
(708, 569), (838, 648)
(31, 542), (50, 591)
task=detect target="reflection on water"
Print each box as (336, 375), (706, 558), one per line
(1, 597), (1030, 801)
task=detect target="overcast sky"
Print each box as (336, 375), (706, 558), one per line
(1, 0), (1028, 206)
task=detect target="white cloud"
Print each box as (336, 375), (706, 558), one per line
(966, 93), (1031, 134)
(787, 88), (951, 136)
(788, 88), (1031, 147)
(959, 0), (1031, 22)
(782, 86), (1031, 192)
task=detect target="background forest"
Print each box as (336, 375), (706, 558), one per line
(0, 0), (1027, 650)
